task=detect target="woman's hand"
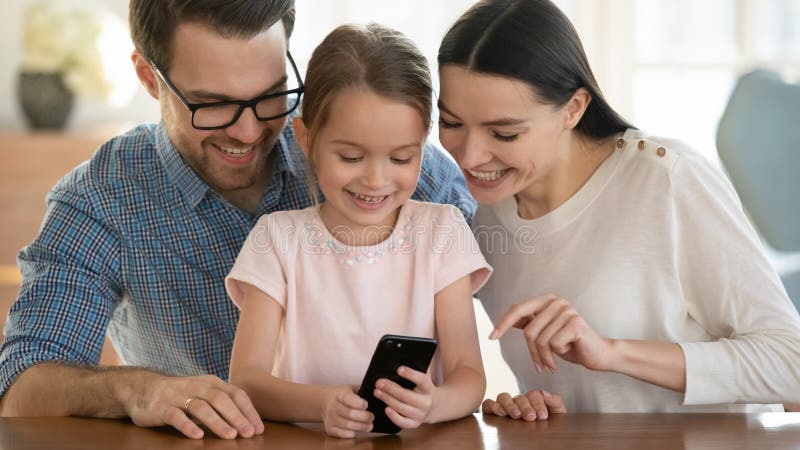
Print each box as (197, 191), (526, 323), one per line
(321, 386), (374, 438)
(482, 390), (566, 420)
(490, 294), (615, 373)
(373, 366), (436, 429)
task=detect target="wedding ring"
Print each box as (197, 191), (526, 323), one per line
(183, 397), (197, 412)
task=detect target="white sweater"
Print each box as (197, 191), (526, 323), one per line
(474, 128), (800, 412)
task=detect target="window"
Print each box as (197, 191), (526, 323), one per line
(570, 0), (800, 164)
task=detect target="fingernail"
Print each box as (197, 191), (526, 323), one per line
(511, 409), (521, 418)
(398, 366), (406, 374)
(540, 412), (549, 420)
(542, 390), (552, 398)
(489, 329), (499, 340)
(525, 412), (536, 421)
(535, 363), (543, 373)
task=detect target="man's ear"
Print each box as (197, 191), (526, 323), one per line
(132, 50), (160, 100)
(292, 116), (311, 158)
(563, 87), (591, 130)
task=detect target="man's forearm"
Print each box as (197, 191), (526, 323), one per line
(0, 362), (164, 418)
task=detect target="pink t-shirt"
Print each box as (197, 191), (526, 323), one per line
(226, 200), (491, 386)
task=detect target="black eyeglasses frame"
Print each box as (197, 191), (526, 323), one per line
(151, 51), (304, 130)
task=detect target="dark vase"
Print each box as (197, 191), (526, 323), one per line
(17, 71), (75, 130)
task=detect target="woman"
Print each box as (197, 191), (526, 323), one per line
(436, 0), (800, 419)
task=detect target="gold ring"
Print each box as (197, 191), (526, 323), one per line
(183, 397), (197, 412)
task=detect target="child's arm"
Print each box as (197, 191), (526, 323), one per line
(374, 274), (486, 426)
(228, 282), (374, 438)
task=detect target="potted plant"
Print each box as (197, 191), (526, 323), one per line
(18, 0), (133, 129)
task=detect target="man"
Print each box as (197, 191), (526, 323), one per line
(0, 0), (473, 440)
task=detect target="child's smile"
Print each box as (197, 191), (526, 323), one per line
(296, 87), (427, 245)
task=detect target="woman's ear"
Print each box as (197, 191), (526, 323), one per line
(563, 87), (591, 130)
(292, 116), (311, 158)
(132, 50), (160, 100)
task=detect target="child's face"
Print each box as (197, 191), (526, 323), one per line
(306, 88), (426, 234)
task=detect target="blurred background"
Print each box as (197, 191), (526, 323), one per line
(1, 0), (799, 399)
(2, 0), (799, 156)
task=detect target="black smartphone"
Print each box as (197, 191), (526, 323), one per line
(357, 334), (438, 434)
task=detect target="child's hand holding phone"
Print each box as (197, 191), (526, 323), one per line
(357, 335), (438, 433)
(374, 366), (436, 429)
(321, 385), (375, 438)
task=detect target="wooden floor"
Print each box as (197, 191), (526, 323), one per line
(0, 127), (126, 364)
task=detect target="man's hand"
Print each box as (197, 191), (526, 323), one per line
(2, 364), (264, 440)
(125, 373), (264, 439)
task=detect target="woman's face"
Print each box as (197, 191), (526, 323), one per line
(437, 65), (572, 205)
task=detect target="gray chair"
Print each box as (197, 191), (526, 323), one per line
(716, 69), (800, 311)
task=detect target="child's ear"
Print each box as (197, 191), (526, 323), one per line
(292, 116), (311, 158)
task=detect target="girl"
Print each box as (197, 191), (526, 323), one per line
(226, 23), (491, 438)
(436, 0), (800, 419)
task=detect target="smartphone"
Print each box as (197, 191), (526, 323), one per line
(357, 334), (438, 434)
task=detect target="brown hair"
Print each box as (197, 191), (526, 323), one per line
(129, 0), (296, 70)
(301, 23), (433, 144)
(300, 23), (433, 203)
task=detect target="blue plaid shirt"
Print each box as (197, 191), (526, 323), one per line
(0, 122), (474, 396)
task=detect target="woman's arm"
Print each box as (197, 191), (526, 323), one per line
(610, 340), (685, 391)
(228, 283), (372, 436)
(490, 151), (800, 404)
(669, 152), (800, 405)
(490, 294), (686, 392)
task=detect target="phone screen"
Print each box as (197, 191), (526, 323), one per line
(357, 334), (438, 434)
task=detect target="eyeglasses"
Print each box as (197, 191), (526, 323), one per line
(151, 52), (304, 130)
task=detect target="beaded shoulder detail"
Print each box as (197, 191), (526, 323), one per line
(302, 212), (420, 266)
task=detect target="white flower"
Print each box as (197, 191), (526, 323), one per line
(21, 0), (136, 105)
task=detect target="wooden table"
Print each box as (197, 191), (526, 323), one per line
(1, 413), (799, 450)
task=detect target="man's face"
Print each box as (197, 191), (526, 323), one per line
(158, 21), (290, 198)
